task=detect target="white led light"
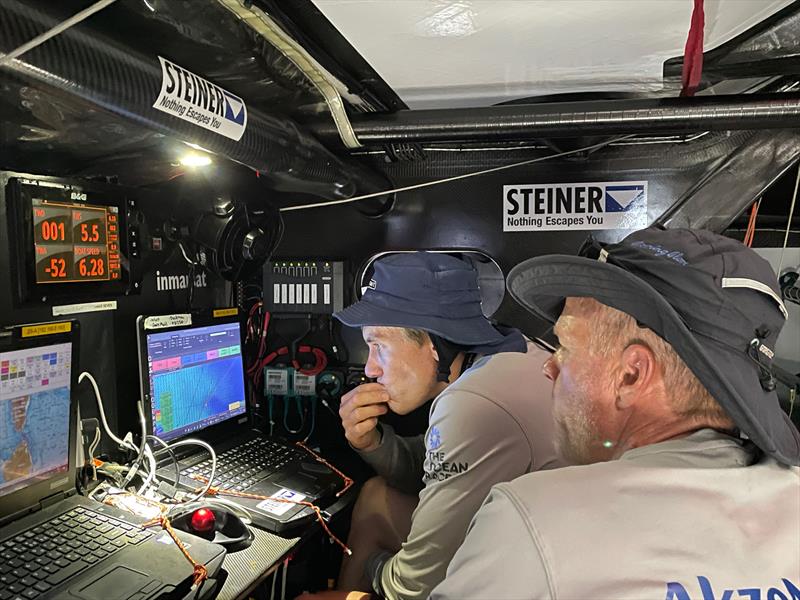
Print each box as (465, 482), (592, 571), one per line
(179, 153), (212, 167)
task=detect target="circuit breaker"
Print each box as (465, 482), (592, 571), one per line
(263, 259), (344, 314)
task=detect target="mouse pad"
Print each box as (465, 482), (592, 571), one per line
(74, 565), (153, 600)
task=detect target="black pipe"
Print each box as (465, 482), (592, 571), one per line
(0, 0), (389, 201)
(308, 93), (800, 145)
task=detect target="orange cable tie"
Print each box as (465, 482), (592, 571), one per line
(295, 441), (354, 497)
(188, 475), (351, 555)
(101, 492), (208, 587)
(142, 513), (208, 586)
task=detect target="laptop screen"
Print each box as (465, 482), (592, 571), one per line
(0, 341), (72, 500)
(143, 321), (246, 442)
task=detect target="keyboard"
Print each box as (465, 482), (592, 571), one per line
(0, 506), (152, 599)
(181, 437), (309, 491)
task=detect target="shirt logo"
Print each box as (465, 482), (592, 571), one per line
(630, 240), (689, 266)
(665, 575), (799, 600)
(427, 426), (442, 450)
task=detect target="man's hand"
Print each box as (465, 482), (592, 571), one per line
(339, 383), (389, 451)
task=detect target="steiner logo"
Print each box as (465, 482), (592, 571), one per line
(153, 56), (248, 141)
(605, 184), (646, 212)
(503, 181), (648, 232)
(155, 270), (208, 292)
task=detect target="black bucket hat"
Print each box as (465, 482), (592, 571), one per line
(507, 226), (800, 466)
(334, 252), (509, 347)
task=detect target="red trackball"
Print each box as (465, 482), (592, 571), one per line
(190, 508), (216, 533)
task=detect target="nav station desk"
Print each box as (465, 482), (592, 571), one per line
(214, 487), (357, 600)
(216, 528), (300, 600)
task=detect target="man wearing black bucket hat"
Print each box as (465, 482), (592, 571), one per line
(308, 252), (562, 600)
(431, 227), (800, 600)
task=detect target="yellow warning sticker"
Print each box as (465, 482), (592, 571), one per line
(213, 307), (238, 318)
(21, 322), (72, 338)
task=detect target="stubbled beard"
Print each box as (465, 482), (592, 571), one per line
(554, 396), (600, 465)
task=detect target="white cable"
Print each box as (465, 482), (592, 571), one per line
(177, 240), (200, 266)
(0, 0), (118, 67)
(79, 372), (137, 452)
(279, 136), (632, 213)
(79, 372), (157, 494)
(121, 401), (149, 488)
(281, 558), (289, 600)
(89, 427), (101, 481)
(163, 438), (217, 503)
(136, 446), (158, 495)
(270, 564), (277, 600)
(777, 164), (800, 275)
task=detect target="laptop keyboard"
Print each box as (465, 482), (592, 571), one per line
(182, 437), (308, 491)
(0, 506), (152, 599)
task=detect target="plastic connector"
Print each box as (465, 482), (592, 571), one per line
(81, 417), (99, 431)
(157, 480), (178, 499)
(80, 418), (99, 444)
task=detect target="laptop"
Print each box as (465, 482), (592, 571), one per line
(0, 320), (226, 600)
(135, 310), (346, 534)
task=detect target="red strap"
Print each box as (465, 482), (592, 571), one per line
(292, 346), (328, 376)
(680, 0), (705, 97)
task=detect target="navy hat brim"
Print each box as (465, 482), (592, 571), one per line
(334, 296), (508, 347)
(508, 254), (800, 466)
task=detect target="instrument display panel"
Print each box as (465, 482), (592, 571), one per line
(32, 199), (122, 284)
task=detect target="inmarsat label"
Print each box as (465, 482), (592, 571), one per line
(503, 182), (648, 231)
(153, 56), (247, 141)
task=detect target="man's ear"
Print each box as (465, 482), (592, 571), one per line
(615, 343), (657, 409)
(430, 339), (440, 362)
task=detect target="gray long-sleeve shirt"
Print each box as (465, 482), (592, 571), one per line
(431, 429), (800, 600)
(357, 343), (563, 600)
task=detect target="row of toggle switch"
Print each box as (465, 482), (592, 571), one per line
(272, 282), (331, 306)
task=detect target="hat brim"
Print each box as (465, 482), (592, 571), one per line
(507, 255), (800, 465)
(334, 297), (507, 347)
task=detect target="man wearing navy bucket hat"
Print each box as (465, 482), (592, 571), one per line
(431, 227), (800, 600)
(320, 252), (563, 600)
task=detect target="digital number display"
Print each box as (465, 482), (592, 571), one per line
(32, 199), (122, 284)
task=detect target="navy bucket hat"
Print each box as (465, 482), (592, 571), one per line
(334, 252), (509, 347)
(507, 226), (800, 466)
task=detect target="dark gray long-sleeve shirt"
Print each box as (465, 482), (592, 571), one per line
(359, 425), (425, 496)
(356, 343), (562, 600)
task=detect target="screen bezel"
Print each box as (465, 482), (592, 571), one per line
(136, 310), (248, 444)
(6, 177), (131, 305)
(0, 321), (79, 525)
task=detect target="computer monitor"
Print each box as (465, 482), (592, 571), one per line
(137, 315), (247, 442)
(0, 323), (74, 502)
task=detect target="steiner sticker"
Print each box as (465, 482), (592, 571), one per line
(153, 56), (248, 141)
(503, 181), (648, 231)
(256, 488), (306, 516)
